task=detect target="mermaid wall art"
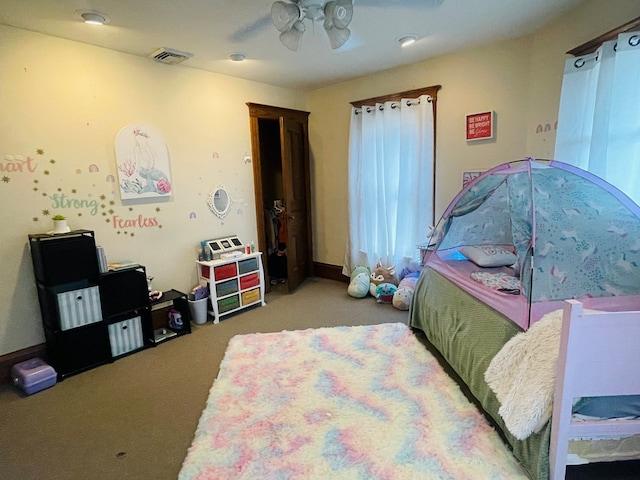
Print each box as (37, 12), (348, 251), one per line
(115, 124), (172, 200)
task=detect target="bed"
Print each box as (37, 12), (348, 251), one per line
(409, 263), (640, 479)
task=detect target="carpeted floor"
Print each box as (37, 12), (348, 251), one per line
(1, 277), (638, 479)
(179, 322), (528, 479)
(0, 278), (408, 480)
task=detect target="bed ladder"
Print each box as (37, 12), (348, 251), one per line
(549, 300), (640, 480)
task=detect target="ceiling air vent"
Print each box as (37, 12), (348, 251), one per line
(148, 47), (193, 65)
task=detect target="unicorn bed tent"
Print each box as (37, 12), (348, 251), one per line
(411, 158), (640, 479)
(426, 158), (640, 330)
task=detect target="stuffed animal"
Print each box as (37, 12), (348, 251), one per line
(376, 283), (397, 304)
(392, 271), (420, 310)
(369, 261), (397, 296)
(347, 265), (371, 298)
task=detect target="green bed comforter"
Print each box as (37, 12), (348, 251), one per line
(409, 267), (551, 480)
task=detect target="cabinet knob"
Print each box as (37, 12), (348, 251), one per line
(76, 295), (83, 301)
(122, 325), (128, 330)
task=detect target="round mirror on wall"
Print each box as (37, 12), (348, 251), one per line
(207, 186), (232, 219)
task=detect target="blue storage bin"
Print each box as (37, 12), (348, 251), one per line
(216, 279), (238, 297)
(238, 257), (258, 274)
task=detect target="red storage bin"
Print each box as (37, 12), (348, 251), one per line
(200, 264), (210, 279)
(240, 272), (260, 290)
(213, 263), (237, 281)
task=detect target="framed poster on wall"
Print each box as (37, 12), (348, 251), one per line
(466, 111), (494, 141)
(115, 124), (172, 200)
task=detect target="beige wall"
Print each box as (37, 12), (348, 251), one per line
(2, 0), (639, 356)
(308, 0), (640, 267)
(0, 25), (306, 355)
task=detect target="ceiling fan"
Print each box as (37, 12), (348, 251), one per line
(271, 0), (354, 51)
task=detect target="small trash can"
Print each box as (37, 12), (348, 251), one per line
(188, 297), (209, 325)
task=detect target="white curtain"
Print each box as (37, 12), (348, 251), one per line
(343, 95), (434, 275)
(555, 32), (640, 204)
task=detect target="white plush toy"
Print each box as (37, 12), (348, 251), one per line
(392, 271), (420, 310)
(347, 266), (370, 298)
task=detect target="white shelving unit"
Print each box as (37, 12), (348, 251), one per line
(196, 252), (266, 323)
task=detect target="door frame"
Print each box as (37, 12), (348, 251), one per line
(247, 103), (312, 291)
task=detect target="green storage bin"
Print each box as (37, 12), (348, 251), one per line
(218, 295), (240, 314)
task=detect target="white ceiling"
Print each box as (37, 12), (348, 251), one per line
(0, 0), (585, 91)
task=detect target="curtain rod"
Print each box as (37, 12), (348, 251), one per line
(567, 15), (640, 56)
(350, 85), (441, 108)
(354, 98), (430, 115)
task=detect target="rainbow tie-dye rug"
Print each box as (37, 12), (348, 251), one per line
(179, 323), (527, 479)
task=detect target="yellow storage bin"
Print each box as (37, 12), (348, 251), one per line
(241, 288), (261, 306)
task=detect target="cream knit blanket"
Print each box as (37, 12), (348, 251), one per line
(484, 310), (563, 440)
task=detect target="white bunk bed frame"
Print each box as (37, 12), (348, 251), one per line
(550, 299), (640, 479)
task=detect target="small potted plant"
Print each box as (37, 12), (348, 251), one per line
(51, 214), (69, 234)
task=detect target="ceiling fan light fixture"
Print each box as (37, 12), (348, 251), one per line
(325, 26), (350, 50)
(272, 0), (353, 51)
(271, 1), (302, 32)
(304, 4), (325, 22)
(280, 24), (305, 52)
(325, 0), (354, 30)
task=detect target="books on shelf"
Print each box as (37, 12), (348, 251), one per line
(95, 245), (140, 273)
(107, 260), (139, 271)
(96, 245), (108, 273)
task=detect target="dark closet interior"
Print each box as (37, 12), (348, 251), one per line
(258, 118), (288, 285)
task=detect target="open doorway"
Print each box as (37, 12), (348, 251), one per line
(247, 103), (313, 292)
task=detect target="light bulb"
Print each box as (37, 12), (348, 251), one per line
(82, 13), (106, 25)
(399, 35), (418, 47)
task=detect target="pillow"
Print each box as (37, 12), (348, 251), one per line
(470, 271), (521, 292)
(459, 245), (517, 268)
(573, 395), (640, 419)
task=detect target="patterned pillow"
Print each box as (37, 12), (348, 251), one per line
(460, 245), (517, 268)
(471, 271), (521, 291)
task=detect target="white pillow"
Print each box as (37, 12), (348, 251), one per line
(459, 245), (517, 268)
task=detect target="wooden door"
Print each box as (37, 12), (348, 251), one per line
(280, 115), (312, 290)
(247, 103), (313, 292)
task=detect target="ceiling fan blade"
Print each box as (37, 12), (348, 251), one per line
(324, 0), (354, 30)
(229, 14), (272, 43)
(280, 21), (305, 51)
(271, 1), (302, 33)
(324, 25), (350, 49)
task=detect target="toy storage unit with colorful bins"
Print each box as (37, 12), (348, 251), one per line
(197, 252), (266, 323)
